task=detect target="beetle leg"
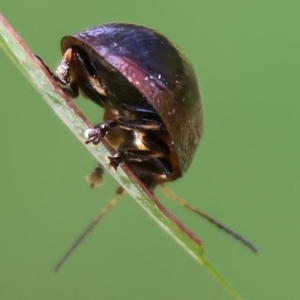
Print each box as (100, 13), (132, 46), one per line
(141, 133), (170, 153)
(36, 50), (79, 97)
(108, 153), (173, 189)
(86, 163), (104, 188)
(116, 116), (164, 131)
(34, 53), (79, 97)
(71, 51), (107, 97)
(34, 54), (53, 75)
(108, 149), (169, 169)
(107, 153), (124, 170)
(70, 49), (107, 97)
(119, 103), (157, 115)
(54, 48), (107, 99)
(53, 49), (72, 85)
(94, 120), (118, 137)
(132, 160), (173, 187)
(85, 120), (118, 145)
(61, 81), (79, 98)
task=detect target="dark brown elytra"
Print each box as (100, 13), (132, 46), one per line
(50, 23), (256, 270)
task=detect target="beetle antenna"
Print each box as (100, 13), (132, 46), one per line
(54, 187), (124, 272)
(161, 184), (257, 253)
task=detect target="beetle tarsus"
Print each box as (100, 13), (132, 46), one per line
(94, 120), (118, 137)
(84, 128), (102, 145)
(108, 153), (124, 170)
(86, 164), (104, 188)
(85, 120), (119, 145)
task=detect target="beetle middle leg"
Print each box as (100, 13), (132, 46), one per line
(85, 120), (119, 145)
(108, 130), (170, 170)
(86, 109), (172, 186)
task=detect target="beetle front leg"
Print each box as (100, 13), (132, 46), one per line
(53, 48), (72, 86)
(35, 51), (79, 97)
(85, 120), (118, 145)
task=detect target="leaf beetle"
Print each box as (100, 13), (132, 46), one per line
(48, 23), (256, 270)
(53, 23), (203, 190)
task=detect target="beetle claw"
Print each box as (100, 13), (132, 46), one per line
(84, 128), (102, 145)
(108, 153), (124, 170)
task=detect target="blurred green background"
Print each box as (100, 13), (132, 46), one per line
(0, 1), (299, 299)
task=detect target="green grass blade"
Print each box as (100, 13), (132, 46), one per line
(0, 14), (242, 300)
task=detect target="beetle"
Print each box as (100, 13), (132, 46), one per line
(48, 23), (256, 270)
(53, 23), (203, 190)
